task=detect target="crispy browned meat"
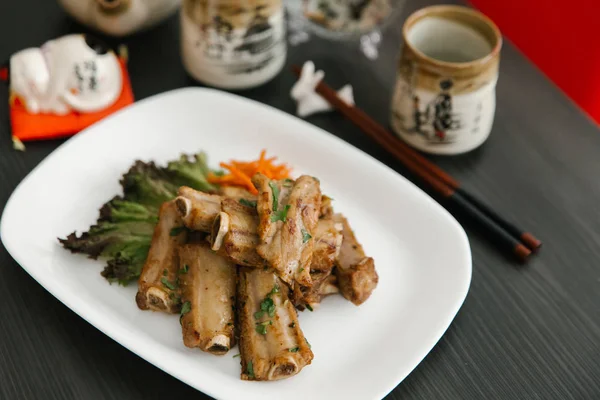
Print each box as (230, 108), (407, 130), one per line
(253, 174), (322, 286)
(291, 270), (340, 310)
(210, 198), (264, 268)
(333, 214), (378, 305)
(252, 177), (329, 219)
(286, 217), (341, 310)
(209, 199), (338, 274)
(310, 218), (343, 272)
(136, 201), (186, 313)
(319, 273), (339, 297)
(175, 186), (221, 232)
(219, 186), (258, 203)
(238, 267), (313, 381)
(320, 195), (334, 220)
(179, 243), (236, 355)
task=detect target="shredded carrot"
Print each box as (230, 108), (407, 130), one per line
(208, 150), (292, 193)
(257, 149), (266, 172)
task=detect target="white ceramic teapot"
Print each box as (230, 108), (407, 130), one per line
(57, 0), (181, 36)
(10, 34), (123, 115)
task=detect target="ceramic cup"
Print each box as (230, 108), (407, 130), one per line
(390, 5), (502, 155)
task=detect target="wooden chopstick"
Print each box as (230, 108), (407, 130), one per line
(356, 106), (541, 253)
(354, 100), (542, 253)
(292, 65), (540, 262)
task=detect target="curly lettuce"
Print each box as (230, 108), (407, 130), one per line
(59, 152), (216, 285)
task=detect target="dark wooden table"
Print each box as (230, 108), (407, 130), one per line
(1, 1), (599, 399)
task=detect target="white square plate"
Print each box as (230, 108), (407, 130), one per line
(1, 88), (471, 400)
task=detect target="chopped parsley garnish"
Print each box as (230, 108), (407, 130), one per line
(233, 353), (240, 358)
(179, 264), (189, 274)
(239, 198), (257, 208)
(298, 268), (304, 273)
(179, 301), (191, 324)
(253, 285), (280, 333)
(261, 297), (274, 311)
(258, 297), (276, 318)
(268, 285), (280, 296)
(247, 361), (255, 378)
(162, 269), (168, 276)
(283, 178), (294, 188)
(289, 347), (300, 353)
(269, 181), (280, 211)
(301, 229), (312, 243)
(306, 338), (312, 349)
(255, 324), (267, 335)
(270, 204), (290, 222)
(289, 322), (296, 328)
(212, 169), (226, 177)
(255, 320), (272, 335)
(306, 304), (314, 312)
(161, 277), (176, 290)
(180, 301), (191, 315)
(169, 226), (187, 236)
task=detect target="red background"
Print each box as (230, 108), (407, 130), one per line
(470, 0), (600, 125)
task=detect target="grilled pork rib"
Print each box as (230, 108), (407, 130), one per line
(319, 274), (339, 297)
(219, 186), (258, 202)
(179, 243), (236, 355)
(287, 217), (341, 309)
(333, 214), (378, 305)
(238, 267), (313, 381)
(136, 201), (186, 313)
(210, 198), (263, 268)
(291, 270), (340, 310)
(175, 186), (221, 232)
(320, 195), (334, 220)
(310, 218), (343, 272)
(253, 174), (321, 287)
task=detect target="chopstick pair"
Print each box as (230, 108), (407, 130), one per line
(291, 65), (541, 263)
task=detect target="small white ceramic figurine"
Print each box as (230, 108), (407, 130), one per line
(57, 0), (181, 37)
(290, 61), (354, 118)
(10, 34), (123, 115)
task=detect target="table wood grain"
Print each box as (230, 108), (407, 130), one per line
(1, 1), (599, 399)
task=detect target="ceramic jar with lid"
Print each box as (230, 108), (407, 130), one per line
(180, 0), (286, 89)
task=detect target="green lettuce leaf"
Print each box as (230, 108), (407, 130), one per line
(59, 152), (214, 285)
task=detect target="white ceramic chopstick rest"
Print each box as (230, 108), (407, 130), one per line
(291, 61), (354, 118)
